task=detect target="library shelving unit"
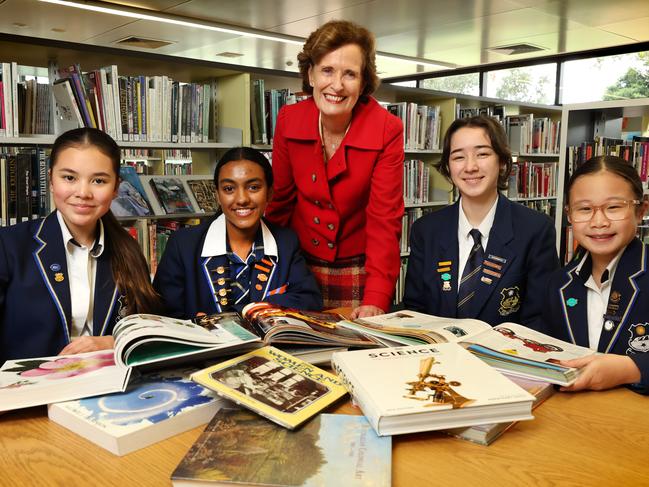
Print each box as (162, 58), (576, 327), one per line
(556, 97), (649, 263)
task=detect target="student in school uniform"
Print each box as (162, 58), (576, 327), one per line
(153, 147), (323, 319)
(403, 115), (559, 329)
(0, 128), (161, 362)
(542, 156), (649, 393)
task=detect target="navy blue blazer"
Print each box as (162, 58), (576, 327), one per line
(542, 238), (649, 394)
(153, 217), (323, 319)
(0, 212), (123, 362)
(403, 195), (559, 329)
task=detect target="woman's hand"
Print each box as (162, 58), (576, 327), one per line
(559, 354), (641, 392)
(59, 336), (115, 355)
(350, 305), (384, 319)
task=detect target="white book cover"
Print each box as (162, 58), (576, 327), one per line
(0, 350), (131, 412)
(48, 368), (227, 456)
(332, 343), (534, 436)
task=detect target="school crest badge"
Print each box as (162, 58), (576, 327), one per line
(498, 286), (521, 316)
(627, 323), (649, 354)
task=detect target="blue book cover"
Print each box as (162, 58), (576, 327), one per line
(48, 368), (225, 456)
(111, 166), (153, 217)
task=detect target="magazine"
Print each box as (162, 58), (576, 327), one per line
(171, 410), (391, 487)
(149, 176), (195, 214)
(0, 350), (131, 412)
(111, 166), (153, 217)
(355, 310), (594, 385)
(112, 312), (261, 368)
(332, 343), (535, 436)
(241, 302), (378, 348)
(190, 346), (347, 430)
(48, 368), (228, 455)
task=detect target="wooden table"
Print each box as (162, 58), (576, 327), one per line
(1, 387), (647, 486)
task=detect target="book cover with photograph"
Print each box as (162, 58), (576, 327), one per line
(171, 409), (391, 487)
(191, 346), (347, 430)
(186, 178), (219, 213)
(150, 176), (195, 214)
(0, 350), (131, 412)
(111, 166), (153, 217)
(48, 368), (227, 455)
(332, 343), (535, 436)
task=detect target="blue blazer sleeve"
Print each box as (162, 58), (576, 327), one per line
(153, 230), (191, 318)
(402, 217), (428, 312)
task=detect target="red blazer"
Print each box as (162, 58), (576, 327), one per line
(265, 96), (404, 312)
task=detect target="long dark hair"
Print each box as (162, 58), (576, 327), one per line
(50, 128), (161, 314)
(214, 146), (273, 189)
(566, 155), (643, 204)
(435, 115), (513, 191)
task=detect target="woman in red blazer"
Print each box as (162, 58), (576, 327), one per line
(265, 20), (404, 318)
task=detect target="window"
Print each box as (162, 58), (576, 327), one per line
(389, 80), (416, 88)
(420, 73), (479, 96)
(485, 63), (556, 105)
(561, 52), (649, 103)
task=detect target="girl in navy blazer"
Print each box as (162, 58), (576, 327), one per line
(403, 116), (559, 329)
(0, 128), (160, 362)
(153, 147), (322, 318)
(543, 156), (649, 393)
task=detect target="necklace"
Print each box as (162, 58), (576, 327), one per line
(319, 113), (352, 156)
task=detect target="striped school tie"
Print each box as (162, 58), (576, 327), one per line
(457, 229), (484, 318)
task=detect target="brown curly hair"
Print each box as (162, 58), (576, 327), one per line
(297, 20), (380, 102)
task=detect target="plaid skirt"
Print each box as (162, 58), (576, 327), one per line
(305, 254), (366, 310)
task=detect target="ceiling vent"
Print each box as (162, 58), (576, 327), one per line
(216, 52), (244, 58)
(115, 36), (174, 49)
(488, 43), (546, 56)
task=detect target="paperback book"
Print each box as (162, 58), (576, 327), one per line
(355, 310), (594, 385)
(112, 312), (261, 368)
(446, 374), (555, 445)
(332, 343), (535, 436)
(111, 166), (153, 217)
(0, 350), (131, 412)
(48, 368), (227, 455)
(171, 409), (391, 487)
(191, 346), (347, 430)
(241, 302), (378, 348)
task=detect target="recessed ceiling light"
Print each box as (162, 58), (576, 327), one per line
(215, 52), (244, 58)
(51, 27), (66, 33)
(488, 43), (546, 56)
(12, 22), (28, 28)
(116, 36), (174, 49)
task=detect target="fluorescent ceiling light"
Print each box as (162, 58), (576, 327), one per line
(39, 0), (454, 71)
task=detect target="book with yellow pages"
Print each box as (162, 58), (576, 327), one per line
(190, 347), (347, 430)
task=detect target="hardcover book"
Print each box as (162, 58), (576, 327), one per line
(332, 343), (535, 436)
(112, 312), (261, 368)
(48, 368), (227, 455)
(171, 409), (391, 487)
(0, 350), (131, 412)
(446, 374), (555, 445)
(186, 178), (219, 213)
(150, 176), (195, 214)
(111, 166), (153, 217)
(355, 311), (594, 386)
(241, 302), (378, 348)
(190, 346), (347, 430)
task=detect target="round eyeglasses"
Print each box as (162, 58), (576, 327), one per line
(566, 199), (641, 223)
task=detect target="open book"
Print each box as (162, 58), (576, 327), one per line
(240, 302), (377, 348)
(112, 313), (261, 368)
(356, 310), (594, 386)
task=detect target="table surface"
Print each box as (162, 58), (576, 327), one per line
(1, 387), (648, 486)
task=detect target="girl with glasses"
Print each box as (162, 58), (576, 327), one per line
(543, 155), (649, 393)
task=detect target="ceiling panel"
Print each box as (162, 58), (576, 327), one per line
(532, 0), (649, 27)
(600, 17), (649, 42)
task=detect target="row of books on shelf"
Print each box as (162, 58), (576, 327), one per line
(1, 62), (52, 136)
(400, 206), (435, 254)
(456, 103), (505, 122)
(507, 160), (558, 199)
(250, 79), (308, 146)
(566, 136), (649, 184)
(386, 101), (442, 151)
(506, 114), (560, 155)
(393, 258), (408, 306)
(2, 305), (590, 477)
(404, 159), (433, 204)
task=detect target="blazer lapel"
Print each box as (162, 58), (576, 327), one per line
(558, 265), (590, 347)
(92, 251), (119, 336)
(472, 196), (516, 318)
(202, 255), (229, 313)
(250, 256), (276, 302)
(32, 213), (72, 342)
(438, 203), (460, 317)
(598, 239), (646, 353)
